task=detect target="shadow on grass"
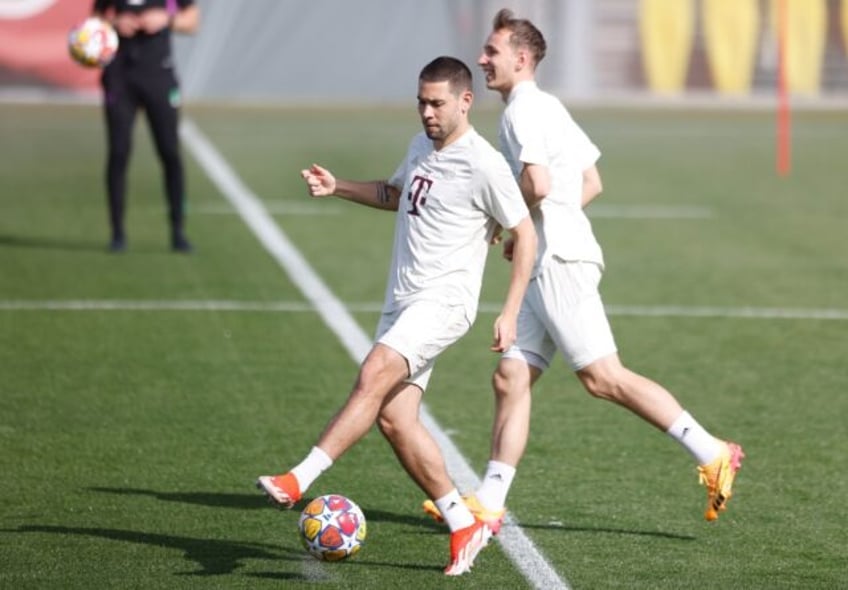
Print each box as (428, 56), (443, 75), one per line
(0, 233), (106, 252)
(86, 487), (690, 541)
(88, 486), (271, 510)
(87, 487), (441, 530)
(13, 525), (302, 577)
(0, 233), (172, 254)
(10, 524), (443, 577)
(515, 522), (696, 541)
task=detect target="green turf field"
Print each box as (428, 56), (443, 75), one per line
(1, 101), (846, 589)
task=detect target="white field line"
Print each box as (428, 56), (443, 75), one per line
(179, 119), (570, 590)
(193, 202), (345, 216)
(586, 204), (713, 219)
(3, 299), (848, 321)
(0, 300), (314, 312)
(193, 201), (714, 220)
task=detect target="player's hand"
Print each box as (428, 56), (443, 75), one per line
(113, 12), (140, 37)
(301, 164), (336, 197)
(490, 313), (517, 353)
(138, 8), (169, 34)
(490, 223), (504, 245)
(502, 237), (515, 261)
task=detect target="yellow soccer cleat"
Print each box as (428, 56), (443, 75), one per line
(698, 441), (745, 521)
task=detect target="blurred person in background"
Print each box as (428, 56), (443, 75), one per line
(92, 0), (199, 252)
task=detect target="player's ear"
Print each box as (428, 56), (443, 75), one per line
(515, 48), (531, 72)
(461, 89), (474, 113)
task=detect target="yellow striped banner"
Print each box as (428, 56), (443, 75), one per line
(702, 0), (760, 94)
(638, 0), (695, 93)
(843, 0), (848, 57)
(770, 0), (827, 94)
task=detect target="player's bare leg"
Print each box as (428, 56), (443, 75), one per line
(576, 353), (683, 430)
(577, 353), (744, 519)
(376, 382), (455, 499)
(377, 383), (493, 575)
(488, 358), (540, 466)
(422, 357), (537, 532)
(257, 344), (409, 507)
(316, 344), (410, 457)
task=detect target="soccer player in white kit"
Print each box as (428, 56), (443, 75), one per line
(424, 9), (744, 531)
(257, 56), (537, 576)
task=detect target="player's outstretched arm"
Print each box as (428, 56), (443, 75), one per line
(301, 164), (400, 211)
(491, 215), (537, 352)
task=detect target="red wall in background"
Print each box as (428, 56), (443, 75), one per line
(0, 0), (99, 91)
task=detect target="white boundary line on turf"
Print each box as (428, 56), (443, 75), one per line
(192, 201), (715, 220)
(179, 118), (570, 590)
(3, 299), (848, 321)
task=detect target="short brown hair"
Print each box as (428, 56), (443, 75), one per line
(419, 56), (473, 94)
(492, 8), (547, 66)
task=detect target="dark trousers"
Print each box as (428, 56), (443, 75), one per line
(101, 62), (185, 241)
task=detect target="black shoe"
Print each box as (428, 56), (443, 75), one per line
(171, 234), (192, 253)
(108, 237), (126, 253)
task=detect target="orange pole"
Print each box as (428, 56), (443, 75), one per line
(776, 0), (791, 176)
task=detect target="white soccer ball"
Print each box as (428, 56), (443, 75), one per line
(298, 494), (367, 561)
(68, 17), (119, 68)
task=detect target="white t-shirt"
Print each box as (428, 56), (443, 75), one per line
(384, 127), (529, 321)
(499, 80), (604, 272)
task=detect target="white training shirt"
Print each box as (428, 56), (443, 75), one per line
(499, 80), (604, 273)
(384, 127), (529, 321)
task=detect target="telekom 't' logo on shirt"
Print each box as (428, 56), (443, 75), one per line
(407, 175), (432, 216)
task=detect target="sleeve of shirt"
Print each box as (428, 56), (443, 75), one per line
(566, 116), (601, 170)
(388, 138), (414, 192)
(477, 152), (529, 230)
(507, 105), (548, 167)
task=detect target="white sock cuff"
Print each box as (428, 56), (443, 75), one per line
(485, 460), (516, 480)
(667, 411), (721, 465)
(290, 446), (334, 493)
(666, 411), (694, 438)
(435, 489), (475, 531)
(309, 446), (334, 469)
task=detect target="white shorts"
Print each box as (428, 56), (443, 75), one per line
(375, 300), (471, 391)
(503, 259), (617, 371)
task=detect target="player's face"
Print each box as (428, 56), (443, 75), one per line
(417, 80), (471, 149)
(478, 28), (519, 96)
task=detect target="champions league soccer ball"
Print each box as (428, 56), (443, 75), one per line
(298, 494), (367, 561)
(68, 17), (119, 68)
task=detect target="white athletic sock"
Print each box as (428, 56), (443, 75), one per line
(290, 446), (333, 493)
(666, 411), (722, 465)
(475, 460), (516, 511)
(435, 489), (475, 532)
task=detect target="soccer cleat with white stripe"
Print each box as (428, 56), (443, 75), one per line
(444, 519), (493, 576)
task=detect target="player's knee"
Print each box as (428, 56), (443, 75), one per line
(492, 362), (528, 400)
(375, 412), (396, 440)
(375, 409), (411, 444)
(491, 365), (514, 398)
(580, 367), (625, 402)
